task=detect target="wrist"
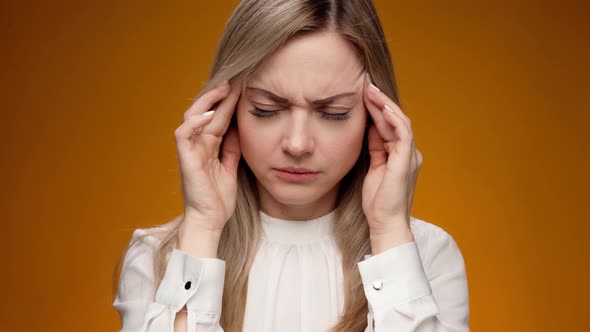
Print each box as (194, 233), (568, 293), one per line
(178, 220), (223, 258)
(369, 220), (414, 255)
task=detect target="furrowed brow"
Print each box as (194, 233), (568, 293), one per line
(246, 87), (289, 105)
(246, 87), (357, 106)
(309, 92), (357, 106)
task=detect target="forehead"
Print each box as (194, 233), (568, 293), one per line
(248, 31), (365, 99)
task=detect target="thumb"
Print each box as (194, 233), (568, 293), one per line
(220, 126), (241, 177)
(367, 125), (387, 169)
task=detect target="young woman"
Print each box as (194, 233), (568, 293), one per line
(113, 0), (470, 331)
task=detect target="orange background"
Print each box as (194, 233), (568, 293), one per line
(2, 0), (588, 331)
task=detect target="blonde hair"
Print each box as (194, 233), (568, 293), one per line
(113, 0), (401, 331)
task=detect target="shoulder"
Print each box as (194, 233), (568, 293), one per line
(409, 216), (466, 276)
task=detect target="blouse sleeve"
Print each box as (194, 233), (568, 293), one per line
(113, 229), (226, 332)
(357, 223), (470, 332)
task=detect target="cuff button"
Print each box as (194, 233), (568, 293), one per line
(184, 281), (192, 290)
(372, 281), (383, 291)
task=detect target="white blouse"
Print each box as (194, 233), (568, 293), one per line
(113, 211), (470, 331)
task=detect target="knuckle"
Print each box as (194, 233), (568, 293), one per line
(205, 84), (228, 99)
(174, 126), (184, 138)
(193, 94), (217, 114)
(201, 92), (216, 106)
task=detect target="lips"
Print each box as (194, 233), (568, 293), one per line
(273, 167), (320, 182)
(275, 167), (319, 174)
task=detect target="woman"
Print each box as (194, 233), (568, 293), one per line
(113, 0), (470, 331)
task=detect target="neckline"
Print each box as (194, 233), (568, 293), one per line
(259, 210), (337, 244)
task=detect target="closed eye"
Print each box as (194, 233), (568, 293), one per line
(248, 107), (279, 118)
(320, 111), (351, 120)
(248, 107), (351, 121)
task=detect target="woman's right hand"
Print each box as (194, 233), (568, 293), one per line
(174, 80), (242, 236)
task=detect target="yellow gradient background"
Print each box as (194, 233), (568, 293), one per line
(2, 1), (588, 331)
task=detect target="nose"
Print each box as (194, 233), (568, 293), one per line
(281, 110), (315, 158)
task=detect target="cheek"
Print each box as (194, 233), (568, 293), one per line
(236, 110), (256, 153)
(328, 126), (365, 157)
(324, 111), (366, 146)
(236, 104), (275, 165)
(320, 127), (365, 172)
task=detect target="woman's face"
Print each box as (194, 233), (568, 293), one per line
(236, 31), (367, 218)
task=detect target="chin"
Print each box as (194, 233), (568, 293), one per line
(273, 194), (322, 206)
(269, 188), (318, 204)
(265, 180), (337, 206)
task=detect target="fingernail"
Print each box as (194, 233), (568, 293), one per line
(365, 72), (372, 84)
(203, 110), (215, 116)
(384, 104), (394, 113)
(370, 83), (380, 92)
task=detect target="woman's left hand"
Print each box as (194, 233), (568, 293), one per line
(361, 73), (423, 251)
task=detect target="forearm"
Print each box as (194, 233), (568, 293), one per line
(174, 310), (188, 332)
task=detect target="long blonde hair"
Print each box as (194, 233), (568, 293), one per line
(113, 0), (401, 331)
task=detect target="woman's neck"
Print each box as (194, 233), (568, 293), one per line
(259, 204), (336, 221)
(257, 183), (339, 221)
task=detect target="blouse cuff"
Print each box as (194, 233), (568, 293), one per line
(155, 248), (226, 316)
(357, 242), (431, 314)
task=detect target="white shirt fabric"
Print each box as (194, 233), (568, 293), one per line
(113, 210), (470, 331)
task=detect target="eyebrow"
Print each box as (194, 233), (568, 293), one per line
(246, 87), (357, 106)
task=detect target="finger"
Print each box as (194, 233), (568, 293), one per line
(385, 100), (413, 136)
(367, 125), (388, 169)
(184, 81), (230, 121)
(204, 80), (242, 136)
(364, 74), (416, 155)
(220, 126), (241, 177)
(174, 111), (215, 151)
(363, 84), (396, 142)
(364, 86), (412, 150)
(364, 76), (414, 174)
(365, 78), (412, 131)
(381, 107), (413, 160)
